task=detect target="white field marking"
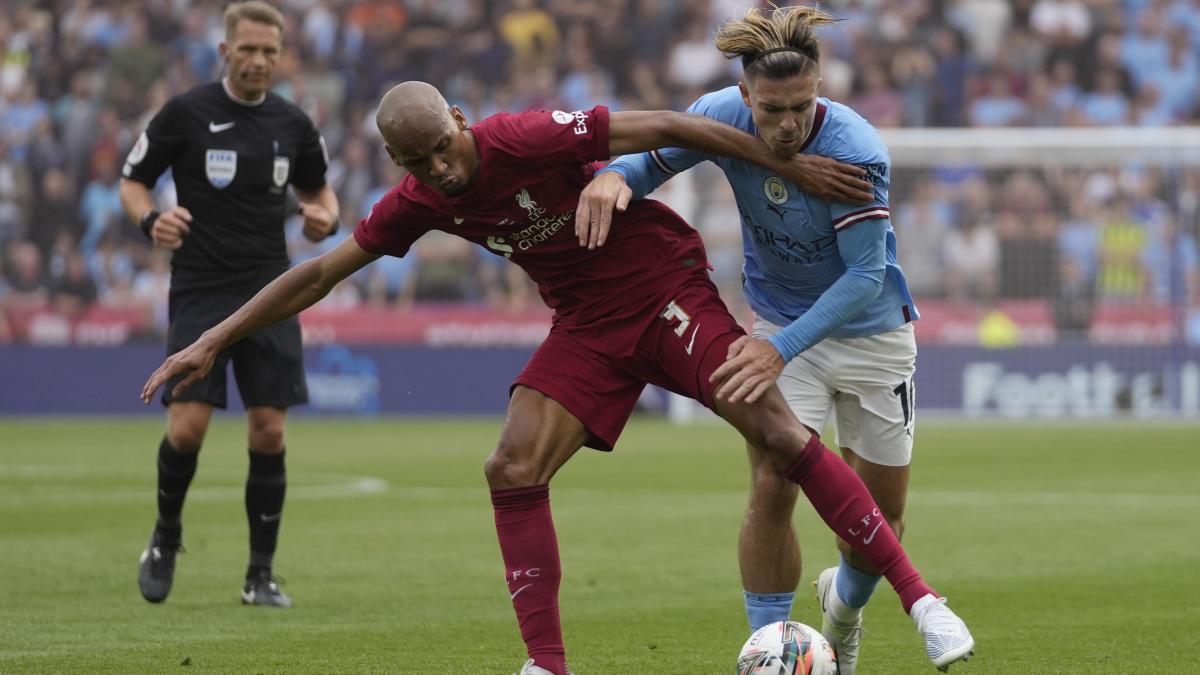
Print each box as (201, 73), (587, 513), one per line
(0, 465), (386, 506)
(910, 490), (1200, 508)
(504, 485), (1200, 509)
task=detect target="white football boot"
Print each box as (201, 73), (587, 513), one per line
(814, 566), (863, 675)
(910, 594), (975, 671)
(517, 659), (573, 675)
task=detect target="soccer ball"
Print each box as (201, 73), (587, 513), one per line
(736, 620), (838, 675)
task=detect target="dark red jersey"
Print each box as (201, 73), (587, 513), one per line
(353, 106), (708, 326)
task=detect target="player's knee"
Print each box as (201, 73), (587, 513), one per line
(756, 424), (810, 473)
(166, 421), (207, 454)
(750, 461), (799, 504)
(248, 423), (285, 454)
(483, 442), (539, 488)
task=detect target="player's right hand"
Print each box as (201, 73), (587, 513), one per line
(575, 171), (632, 249)
(150, 206), (193, 250)
(140, 336), (217, 403)
(786, 155), (874, 204)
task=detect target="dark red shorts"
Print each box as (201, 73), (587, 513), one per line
(514, 273), (745, 450)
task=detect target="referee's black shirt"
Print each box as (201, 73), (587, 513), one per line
(123, 81), (328, 294)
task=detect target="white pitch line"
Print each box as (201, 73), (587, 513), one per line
(0, 465), (387, 506)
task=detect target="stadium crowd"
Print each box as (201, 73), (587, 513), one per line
(1, 0), (1198, 343)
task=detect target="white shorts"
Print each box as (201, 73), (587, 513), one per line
(753, 318), (917, 467)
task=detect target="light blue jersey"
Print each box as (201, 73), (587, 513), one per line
(602, 86), (918, 362)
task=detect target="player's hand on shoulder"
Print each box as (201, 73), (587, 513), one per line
(299, 202), (338, 242)
(151, 206), (192, 250)
(786, 155), (874, 205)
(709, 336), (786, 405)
(140, 337), (218, 404)
(575, 171), (632, 249)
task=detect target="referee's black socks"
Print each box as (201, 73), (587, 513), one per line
(156, 436), (197, 541)
(245, 449), (287, 578)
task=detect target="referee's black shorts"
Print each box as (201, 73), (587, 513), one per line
(163, 273), (308, 410)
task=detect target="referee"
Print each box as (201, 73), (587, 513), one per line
(119, 0), (339, 608)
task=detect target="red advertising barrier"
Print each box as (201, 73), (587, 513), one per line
(3, 304), (154, 346)
(298, 304), (553, 347)
(0, 300), (1186, 346)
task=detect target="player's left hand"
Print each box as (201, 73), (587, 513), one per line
(709, 336), (786, 405)
(782, 155), (874, 204)
(140, 335), (220, 403)
(576, 170), (632, 249)
(299, 202), (337, 242)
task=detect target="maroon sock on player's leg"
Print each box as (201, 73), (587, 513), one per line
(492, 484), (569, 675)
(784, 436), (936, 613)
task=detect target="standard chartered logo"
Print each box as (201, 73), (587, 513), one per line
(485, 212), (573, 258)
(509, 212), (573, 251)
(484, 188), (575, 257)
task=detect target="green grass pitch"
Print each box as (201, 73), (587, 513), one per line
(2, 416), (1198, 673)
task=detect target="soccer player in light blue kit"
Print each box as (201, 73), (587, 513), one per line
(575, 6), (974, 673)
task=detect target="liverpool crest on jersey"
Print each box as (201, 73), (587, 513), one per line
(272, 156), (290, 188)
(205, 149), (237, 189)
(516, 188), (546, 220)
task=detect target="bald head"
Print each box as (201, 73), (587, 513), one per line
(376, 81), (453, 148)
(376, 81), (478, 196)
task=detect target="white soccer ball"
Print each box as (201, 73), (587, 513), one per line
(736, 620), (839, 675)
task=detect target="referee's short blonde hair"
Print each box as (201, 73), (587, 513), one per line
(223, 1), (285, 41)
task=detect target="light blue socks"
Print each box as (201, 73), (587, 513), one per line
(835, 555), (882, 609)
(744, 591), (795, 631)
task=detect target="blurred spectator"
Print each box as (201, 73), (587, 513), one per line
(1121, 8), (1169, 82)
(1054, 256), (1094, 340)
(50, 249), (97, 317)
(2, 80), (49, 158)
(1096, 201), (1148, 300)
(1132, 82), (1174, 126)
(499, 0), (560, 72)
(969, 70), (1027, 127)
(666, 17), (728, 92)
(890, 41), (935, 126)
(3, 239), (48, 307)
(1030, 0), (1091, 50)
(929, 26), (970, 126)
(1147, 28), (1198, 120)
(1143, 215), (1199, 303)
(53, 72), (100, 182)
(0, 138), (29, 243)
(130, 249), (170, 336)
(1058, 193), (1100, 280)
(30, 168), (78, 254)
(1078, 68), (1131, 126)
(1, 0), (1199, 347)
(943, 210), (999, 302)
(78, 149), (124, 255)
(893, 181), (951, 298)
(849, 63), (903, 128)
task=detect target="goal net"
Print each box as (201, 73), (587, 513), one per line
(658, 127), (1200, 421)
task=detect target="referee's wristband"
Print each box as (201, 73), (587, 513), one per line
(139, 210), (160, 240)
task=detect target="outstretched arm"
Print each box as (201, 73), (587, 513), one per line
(141, 236), (379, 402)
(576, 111), (873, 247)
(606, 111), (871, 199)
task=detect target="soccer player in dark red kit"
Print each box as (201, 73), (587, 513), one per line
(141, 81), (974, 674)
